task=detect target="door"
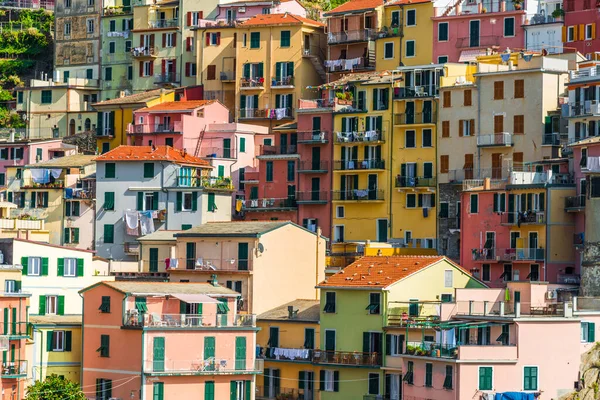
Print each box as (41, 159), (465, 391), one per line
(492, 153), (502, 179)
(153, 337), (165, 372)
(223, 138), (231, 158)
(69, 119), (75, 136)
(508, 194), (515, 224)
(235, 336), (246, 370)
(484, 232), (495, 259)
(529, 232), (538, 259)
(237, 243), (249, 270)
(287, 185), (296, 207)
(377, 219), (388, 242)
(368, 174), (378, 200)
(423, 100), (432, 123)
(312, 147), (321, 171)
(470, 20), (480, 47)
(311, 178), (320, 201)
(280, 134), (288, 154)
(325, 330), (335, 351)
(149, 248), (159, 272)
(304, 34), (310, 52)
(405, 102), (415, 124)
(304, 371), (314, 400)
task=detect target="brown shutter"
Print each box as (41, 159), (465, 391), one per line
(464, 89), (472, 106)
(443, 91), (451, 107)
(494, 115), (504, 133)
(150, 34), (155, 47)
(470, 119), (475, 135)
(465, 154), (474, 179)
(440, 155), (449, 173)
(494, 81), (504, 100)
(514, 80), (524, 98)
(442, 121), (450, 138)
(514, 115), (524, 134)
(513, 152), (523, 170)
(459, 120), (464, 137)
(492, 153), (502, 178)
(139, 61), (143, 77)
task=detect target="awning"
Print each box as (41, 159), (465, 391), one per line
(459, 49), (488, 63)
(0, 202), (17, 209)
(172, 293), (220, 304)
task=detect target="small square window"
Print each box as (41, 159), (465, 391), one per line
(438, 56), (448, 64)
(336, 206), (344, 218)
(64, 258), (77, 277)
(46, 295), (58, 315)
(182, 192), (193, 211)
(28, 257), (41, 276)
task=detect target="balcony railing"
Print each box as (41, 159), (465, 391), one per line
(558, 273), (581, 285)
(201, 146), (235, 159)
(335, 130), (384, 143)
(256, 386), (303, 400)
(20, 178), (64, 189)
(124, 312), (255, 328)
(312, 350), (381, 366)
(297, 130), (328, 144)
(570, 66), (600, 82)
(297, 98), (334, 110)
(387, 303), (441, 327)
(220, 71), (235, 81)
(131, 46), (156, 57)
(332, 189), (384, 201)
(154, 73), (180, 84)
(477, 133), (512, 147)
(242, 198), (297, 210)
(456, 35), (500, 48)
(501, 211), (545, 225)
(334, 100), (368, 113)
(565, 195), (586, 210)
(96, 127), (114, 137)
(327, 29), (375, 44)
(148, 18), (178, 28)
(326, 56), (374, 73)
(527, 13), (558, 25)
(143, 357), (258, 375)
(394, 112), (436, 125)
(298, 160), (328, 172)
(390, 238), (437, 249)
(263, 347), (312, 362)
(240, 77), (265, 89)
(0, 218), (44, 230)
(179, 256), (250, 271)
(471, 248), (545, 262)
(1, 360), (27, 378)
(393, 86), (439, 99)
(296, 191), (328, 203)
(130, 122), (183, 135)
(542, 133), (561, 145)
(103, 5), (132, 15)
(258, 145), (298, 156)
(177, 176), (234, 190)
(333, 159), (384, 171)
(406, 341), (457, 359)
(570, 101), (600, 117)
(395, 176), (436, 188)
(238, 108), (293, 119)
(270, 76), (294, 87)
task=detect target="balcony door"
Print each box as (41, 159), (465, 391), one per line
(423, 100), (432, 123)
(311, 147), (321, 170)
(368, 174), (378, 200)
(301, 371), (315, 400)
(405, 102), (415, 124)
(311, 178), (320, 201)
(529, 232), (538, 255)
(469, 20), (480, 47)
(363, 332), (382, 354)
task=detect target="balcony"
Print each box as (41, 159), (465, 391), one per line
(178, 256), (250, 271)
(154, 73), (180, 84)
(456, 35), (500, 49)
(297, 98), (334, 111)
(334, 100), (368, 114)
(569, 66), (600, 83)
(240, 171), (259, 183)
(394, 112), (436, 125)
(143, 356), (259, 376)
(542, 133), (561, 146)
(96, 127), (114, 137)
(177, 176), (234, 190)
(565, 195), (586, 211)
(131, 46), (156, 57)
(238, 108), (293, 120)
(298, 160), (328, 173)
(335, 130), (384, 143)
(295, 191), (328, 204)
(20, 178), (64, 189)
(1, 360), (27, 378)
(395, 176), (436, 188)
(129, 121), (183, 135)
(242, 198), (297, 211)
(124, 242), (139, 254)
(332, 189), (384, 201)
(326, 56), (374, 73)
(220, 71), (235, 82)
(263, 347), (312, 362)
(501, 211), (545, 225)
(477, 133), (513, 147)
(258, 145), (298, 157)
(239, 77), (265, 90)
(327, 29), (375, 44)
(389, 238), (437, 249)
(297, 130), (328, 144)
(569, 101), (600, 117)
(0, 218), (44, 231)
(270, 76), (294, 88)
(333, 159), (385, 171)
(448, 168), (510, 183)
(102, 5), (132, 15)
(393, 86), (438, 99)
(312, 350), (381, 366)
(558, 273), (581, 285)
(123, 312), (256, 329)
(256, 386), (304, 400)
(528, 13), (560, 25)
(148, 18), (178, 29)
(201, 146), (235, 159)
(471, 248), (545, 262)
(386, 302), (441, 327)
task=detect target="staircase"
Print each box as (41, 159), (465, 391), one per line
(194, 126), (206, 157)
(306, 54), (327, 82)
(442, 0), (463, 16)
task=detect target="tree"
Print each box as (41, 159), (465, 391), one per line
(25, 374), (86, 400)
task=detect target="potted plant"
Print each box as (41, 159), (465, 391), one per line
(481, 7), (487, 12)
(512, 0), (523, 9)
(406, 345), (416, 355)
(552, 8), (564, 20)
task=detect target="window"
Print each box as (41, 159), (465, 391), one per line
(384, 42), (394, 59)
(581, 321), (596, 343)
(27, 257), (41, 276)
(63, 258), (77, 276)
(470, 194), (478, 213)
(586, 24), (594, 40)
(250, 32), (260, 48)
(321, 370), (339, 392)
(143, 162), (154, 178)
(439, 202), (449, 218)
(304, 328), (315, 349)
(262, 7), (270, 14)
(479, 367), (493, 390)
(514, 115), (524, 134)
(99, 296), (110, 313)
(444, 270), (453, 288)
(464, 89), (472, 106)
(103, 224), (114, 243)
(404, 361), (414, 384)
(165, 32), (175, 47)
(143, 61), (152, 77)
(567, 26), (575, 42)
(98, 334), (110, 357)
(482, 263), (490, 281)
(46, 295), (58, 315)
(336, 206), (344, 218)
(17, 91), (23, 104)
(41, 90), (52, 104)
(64, 0), (70, 7)
(65, 200), (80, 217)
(494, 81), (504, 100)
(52, 330), (65, 351)
(266, 161), (273, 182)
(442, 120), (450, 138)
(443, 91), (451, 107)
(86, 18), (94, 34)
(514, 79), (524, 98)
(127, 65), (133, 80)
(96, 379), (112, 400)
(582, 148), (588, 168)
(523, 366), (538, 391)
(367, 293), (381, 314)
(406, 193), (416, 208)
(493, 193), (506, 212)
(182, 192), (193, 211)
(287, 160), (295, 181)
(105, 163), (116, 178)
(280, 30), (290, 47)
(443, 365), (453, 389)
(138, 192), (158, 211)
(405, 130), (416, 148)
(405, 40), (415, 57)
(422, 129), (432, 147)
(406, 9), (416, 26)
(103, 192), (115, 210)
(324, 292), (336, 313)
(64, 22), (71, 36)
(425, 363), (433, 387)
(104, 66), (112, 81)
(368, 373), (380, 395)
(438, 56), (448, 63)
(504, 17), (515, 37)
(438, 22), (448, 41)
(4, 280), (18, 293)
(242, 33), (247, 47)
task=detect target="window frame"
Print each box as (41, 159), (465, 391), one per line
(503, 17), (515, 37)
(478, 366), (493, 391)
(586, 24), (594, 40)
(405, 130), (416, 148)
(406, 193), (417, 209)
(383, 42), (394, 59)
(422, 129), (432, 147)
(64, 258), (77, 277)
(46, 295), (58, 315)
(438, 22), (449, 41)
(324, 292), (336, 313)
(367, 292), (381, 315)
(470, 193), (478, 214)
(86, 18), (95, 34)
(405, 40), (416, 58)
(405, 9), (416, 27)
(52, 330), (65, 351)
(182, 192), (193, 211)
(28, 257), (41, 276)
(523, 366), (538, 391)
(567, 26), (575, 42)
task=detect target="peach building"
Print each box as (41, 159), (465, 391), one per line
(80, 280), (260, 400)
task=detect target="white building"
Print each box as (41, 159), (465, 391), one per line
(524, 0), (563, 54)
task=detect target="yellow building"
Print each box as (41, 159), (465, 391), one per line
(376, 0), (434, 70)
(256, 299), (320, 399)
(28, 315), (82, 383)
(92, 88), (174, 153)
(330, 71), (399, 243)
(234, 13), (326, 130)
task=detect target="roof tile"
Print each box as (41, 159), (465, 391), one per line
(137, 100), (217, 113)
(92, 89), (171, 106)
(93, 145), (211, 166)
(325, 0), (383, 15)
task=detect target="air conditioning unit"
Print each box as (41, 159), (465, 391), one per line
(238, 6), (245, 12)
(546, 290), (557, 299)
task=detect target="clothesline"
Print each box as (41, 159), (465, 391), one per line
(325, 57), (362, 71)
(123, 209), (156, 236)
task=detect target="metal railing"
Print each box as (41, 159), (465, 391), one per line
(471, 248), (545, 262)
(393, 86), (439, 99)
(501, 211), (545, 225)
(130, 122), (183, 134)
(296, 191), (328, 202)
(543, 133), (561, 145)
(143, 357), (258, 374)
(179, 257), (250, 271)
(394, 112), (436, 125)
(558, 273), (581, 284)
(240, 77), (265, 88)
(1, 360), (27, 377)
(148, 18), (178, 29)
(256, 386), (302, 400)
(565, 195), (586, 210)
(201, 146), (235, 159)
(262, 347), (312, 362)
(177, 176), (234, 190)
(297, 130), (328, 143)
(327, 29), (375, 44)
(131, 46), (156, 57)
(154, 73), (180, 84)
(0, 219), (44, 230)
(298, 160), (328, 172)
(312, 350), (381, 366)
(390, 238), (437, 249)
(456, 35), (500, 48)
(406, 341), (457, 359)
(270, 76), (294, 87)
(242, 198), (297, 210)
(335, 100), (367, 113)
(570, 66), (600, 81)
(238, 108), (267, 119)
(477, 133), (512, 147)
(334, 130), (384, 143)
(123, 312), (256, 328)
(259, 145), (298, 156)
(333, 159), (385, 170)
(332, 189), (384, 201)
(326, 56), (374, 72)
(103, 5), (132, 15)
(395, 176), (436, 188)
(569, 101), (600, 116)
(387, 303), (441, 326)
(20, 178), (64, 189)
(219, 71), (235, 81)
(298, 98), (334, 110)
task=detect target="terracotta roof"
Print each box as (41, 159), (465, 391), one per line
(239, 13), (325, 28)
(92, 89), (171, 107)
(81, 281), (239, 296)
(258, 299), (320, 322)
(384, 0), (430, 5)
(176, 221), (294, 237)
(137, 100), (217, 113)
(30, 315), (82, 326)
(325, 0), (383, 15)
(317, 256), (473, 288)
(94, 146), (211, 167)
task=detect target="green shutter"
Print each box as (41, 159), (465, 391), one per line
(2, 308), (7, 335)
(21, 257), (27, 275)
(46, 331), (53, 352)
(109, 111), (115, 135)
(243, 63), (250, 79)
(41, 258), (48, 276)
(153, 337), (165, 372)
(30, 192), (35, 208)
(230, 381), (237, 400)
(77, 258), (84, 276)
(275, 62), (282, 82)
(137, 192), (144, 210)
(39, 295), (46, 315)
(104, 192), (115, 210)
(299, 371), (305, 389)
(57, 296), (65, 315)
(257, 62), (264, 78)
(373, 88), (378, 110)
(105, 163), (116, 178)
(97, 112), (104, 135)
(153, 382), (164, 400)
(152, 192), (159, 210)
(218, 165), (225, 178)
(204, 336), (215, 359)
(191, 193), (198, 211)
(104, 224), (114, 243)
(57, 258), (64, 276)
(240, 137), (246, 152)
(208, 193), (216, 212)
(144, 163), (154, 178)
(176, 192), (182, 211)
(245, 380), (251, 399)
(589, 322), (596, 342)
(281, 30), (290, 47)
(73, 201), (80, 216)
(65, 331), (72, 351)
(287, 61), (294, 77)
(42, 192), (48, 208)
(204, 382), (215, 400)
(235, 336), (246, 370)
(333, 371), (340, 392)
(73, 228), (79, 244)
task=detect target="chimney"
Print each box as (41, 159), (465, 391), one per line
(287, 305), (297, 319)
(210, 274), (218, 286)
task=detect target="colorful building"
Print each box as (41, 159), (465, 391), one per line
(171, 221), (325, 315)
(563, 0), (600, 57)
(315, 255), (485, 399)
(524, 0), (564, 54)
(100, 0), (133, 100)
(80, 280), (260, 400)
(565, 60), (600, 145)
(214, 0), (306, 23)
(0, 137), (64, 184)
(256, 299), (320, 399)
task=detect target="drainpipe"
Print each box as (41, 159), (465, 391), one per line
(160, 162), (167, 229)
(315, 227), (321, 299)
(398, 6), (404, 67)
(78, 292), (85, 386)
(388, 71), (396, 239)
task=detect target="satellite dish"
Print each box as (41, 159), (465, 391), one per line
(257, 243), (265, 253)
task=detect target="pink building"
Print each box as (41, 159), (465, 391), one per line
(563, 0), (600, 56)
(432, 0), (528, 64)
(80, 280), (259, 400)
(213, 0), (307, 23)
(0, 138), (66, 188)
(128, 100), (231, 154)
(389, 282), (598, 400)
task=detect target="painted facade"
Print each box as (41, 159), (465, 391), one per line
(563, 0), (600, 56)
(524, 0), (564, 54)
(0, 138), (64, 184)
